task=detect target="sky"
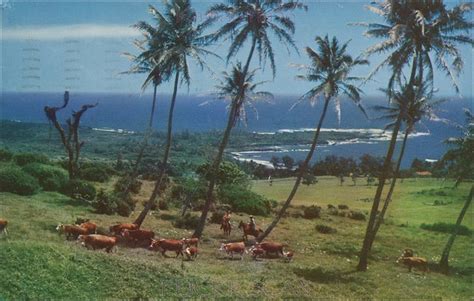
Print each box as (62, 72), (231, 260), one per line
(1, 0), (473, 98)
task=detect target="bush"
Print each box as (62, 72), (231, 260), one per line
(80, 167), (110, 183)
(303, 205), (321, 219)
(174, 213), (200, 229)
(61, 179), (96, 201)
(114, 176), (142, 194)
(349, 211), (366, 221)
(22, 163), (68, 191)
(0, 149), (13, 161)
(0, 165), (41, 195)
(218, 184), (276, 216)
(13, 152), (49, 166)
(316, 224), (337, 234)
(420, 222), (472, 236)
(93, 189), (136, 217)
(328, 208), (339, 216)
(210, 210), (225, 224)
(338, 204), (349, 210)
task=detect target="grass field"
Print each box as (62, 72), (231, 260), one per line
(1, 177), (472, 299)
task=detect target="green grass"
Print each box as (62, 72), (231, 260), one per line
(1, 177), (473, 299)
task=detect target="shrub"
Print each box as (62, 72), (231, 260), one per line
(338, 204), (349, 210)
(61, 179), (96, 201)
(420, 222), (472, 236)
(0, 165), (41, 195)
(93, 189), (136, 217)
(0, 149), (13, 161)
(158, 200), (168, 210)
(23, 163), (68, 191)
(316, 224), (337, 234)
(13, 152), (49, 166)
(114, 176), (142, 194)
(349, 211), (366, 221)
(80, 167), (110, 183)
(218, 184), (276, 216)
(303, 205), (321, 219)
(210, 210), (225, 224)
(328, 208), (339, 216)
(174, 213), (200, 229)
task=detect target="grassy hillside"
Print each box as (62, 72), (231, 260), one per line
(0, 177), (472, 299)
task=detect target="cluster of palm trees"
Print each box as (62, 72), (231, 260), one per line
(123, 0), (472, 271)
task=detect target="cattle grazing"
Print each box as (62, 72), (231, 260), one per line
(238, 221), (263, 241)
(149, 239), (184, 257)
(184, 246), (198, 260)
(57, 224), (89, 240)
(182, 237), (199, 247)
(109, 223), (138, 235)
(256, 242), (286, 257)
(396, 249), (428, 272)
(0, 219), (8, 236)
(79, 222), (97, 234)
(219, 242), (245, 260)
(247, 245), (265, 260)
(122, 229), (155, 246)
(78, 234), (118, 253)
(282, 251), (294, 262)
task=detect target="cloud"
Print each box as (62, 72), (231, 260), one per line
(2, 24), (140, 40)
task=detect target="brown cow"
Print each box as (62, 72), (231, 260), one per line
(247, 245), (265, 260)
(122, 229), (155, 246)
(109, 223), (138, 235)
(149, 239), (184, 257)
(57, 224), (88, 240)
(219, 242), (245, 260)
(184, 246), (198, 260)
(79, 222), (97, 234)
(401, 248), (414, 257)
(396, 252), (428, 272)
(182, 237), (199, 247)
(0, 219), (8, 236)
(282, 251), (294, 262)
(78, 234), (118, 253)
(256, 242), (286, 257)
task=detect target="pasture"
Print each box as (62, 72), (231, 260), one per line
(0, 177), (472, 299)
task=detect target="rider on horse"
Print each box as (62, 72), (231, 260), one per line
(249, 215), (256, 232)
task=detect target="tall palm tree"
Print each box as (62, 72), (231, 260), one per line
(258, 35), (368, 242)
(134, 0), (217, 227)
(193, 63), (272, 238)
(192, 0), (306, 237)
(356, 0), (473, 271)
(207, 0), (307, 77)
(370, 83), (445, 245)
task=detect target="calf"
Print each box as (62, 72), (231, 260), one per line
(0, 219), (8, 236)
(282, 251), (294, 262)
(109, 223), (138, 235)
(182, 237), (199, 247)
(219, 242), (245, 260)
(149, 239), (184, 257)
(396, 249), (428, 273)
(78, 234), (118, 253)
(256, 242), (286, 257)
(57, 224), (88, 240)
(247, 245), (265, 260)
(122, 229), (155, 246)
(79, 222), (97, 234)
(401, 248), (414, 257)
(184, 246), (198, 260)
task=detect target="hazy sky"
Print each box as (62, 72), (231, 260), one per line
(1, 0), (472, 98)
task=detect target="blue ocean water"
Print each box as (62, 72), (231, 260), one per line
(1, 92), (470, 167)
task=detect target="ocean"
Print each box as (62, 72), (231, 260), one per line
(1, 92), (470, 168)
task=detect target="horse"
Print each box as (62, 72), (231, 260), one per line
(221, 220), (232, 236)
(238, 221), (263, 241)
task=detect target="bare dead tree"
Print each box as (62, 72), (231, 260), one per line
(44, 91), (97, 179)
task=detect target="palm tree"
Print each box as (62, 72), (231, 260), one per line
(191, 0), (306, 237)
(356, 0), (473, 271)
(134, 0), (217, 227)
(257, 35), (368, 242)
(369, 83), (445, 246)
(193, 63), (272, 238)
(439, 109), (473, 273)
(207, 0), (307, 77)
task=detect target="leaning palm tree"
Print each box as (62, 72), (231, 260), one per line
(193, 63), (272, 238)
(356, 0), (473, 271)
(369, 83), (446, 247)
(134, 0), (217, 227)
(207, 0), (307, 77)
(257, 35), (368, 242)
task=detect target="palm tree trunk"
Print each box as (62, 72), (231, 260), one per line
(192, 38), (257, 238)
(257, 96), (331, 242)
(439, 185), (473, 273)
(369, 128), (410, 249)
(134, 72), (179, 227)
(357, 54), (419, 271)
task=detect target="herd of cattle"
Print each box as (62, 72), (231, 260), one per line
(0, 218), (428, 271)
